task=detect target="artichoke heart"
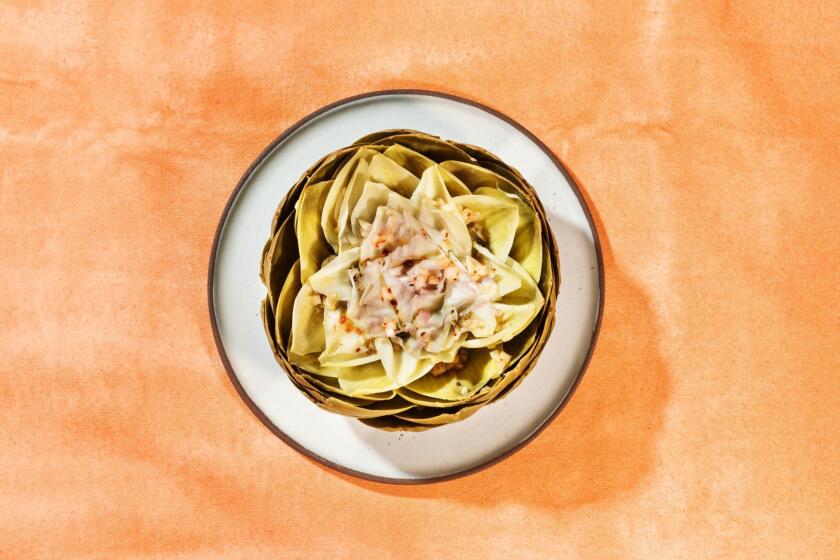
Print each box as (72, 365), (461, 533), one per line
(260, 130), (559, 430)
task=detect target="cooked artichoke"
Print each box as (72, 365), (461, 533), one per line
(261, 130), (559, 430)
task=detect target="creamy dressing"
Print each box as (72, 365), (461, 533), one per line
(344, 204), (498, 359)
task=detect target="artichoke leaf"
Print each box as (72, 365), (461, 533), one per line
(375, 338), (435, 386)
(452, 193), (519, 259)
(305, 146), (356, 185)
(474, 245), (542, 303)
(502, 317), (540, 366)
(418, 332), (467, 363)
(499, 254), (544, 305)
(382, 143), (435, 177)
(350, 181), (398, 237)
(321, 148), (377, 251)
(295, 180), (333, 283)
(439, 160), (520, 195)
(318, 395), (415, 420)
(475, 187), (543, 282)
(303, 373), (396, 401)
(438, 166), (471, 196)
(368, 153), (419, 197)
(319, 307), (373, 366)
(270, 175), (305, 236)
(394, 403), (484, 426)
(289, 351), (337, 377)
(274, 260), (302, 349)
(263, 213), (298, 310)
(337, 159), (371, 251)
(406, 348), (504, 401)
(289, 283), (326, 356)
(337, 361), (401, 396)
(471, 341), (543, 405)
(397, 387), (471, 408)
(376, 133), (472, 163)
(428, 202), (472, 258)
(260, 296), (278, 354)
(307, 248), (359, 301)
(410, 165), (451, 204)
(320, 352), (380, 368)
(461, 302), (541, 349)
(474, 245), (521, 298)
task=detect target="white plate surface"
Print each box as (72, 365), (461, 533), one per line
(211, 91), (602, 482)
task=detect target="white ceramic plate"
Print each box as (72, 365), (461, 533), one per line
(209, 91), (603, 483)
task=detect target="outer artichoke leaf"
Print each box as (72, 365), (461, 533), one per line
(304, 373), (396, 401)
(368, 153), (419, 197)
(397, 387), (470, 408)
(539, 242), (558, 298)
(375, 338), (435, 386)
(472, 366), (527, 405)
(270, 175), (305, 236)
(259, 237), (272, 285)
(439, 160), (520, 194)
(289, 283), (326, 356)
(320, 352), (380, 368)
(289, 351), (337, 377)
(451, 141), (508, 168)
(263, 213), (298, 309)
(382, 143), (435, 177)
(260, 296), (278, 354)
(275, 260), (302, 349)
(307, 247), (359, 301)
(438, 166), (471, 196)
(395, 403), (484, 426)
(452, 194), (519, 259)
(496, 331), (553, 402)
(502, 317), (540, 366)
(475, 187), (543, 282)
(318, 395), (415, 419)
(482, 160), (526, 188)
(306, 146), (356, 185)
(406, 348), (504, 400)
(295, 180), (333, 283)
(376, 133), (472, 163)
(284, 370), (327, 401)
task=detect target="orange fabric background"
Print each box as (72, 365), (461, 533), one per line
(1, 1), (838, 558)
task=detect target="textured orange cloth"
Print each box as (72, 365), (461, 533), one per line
(1, 2), (838, 558)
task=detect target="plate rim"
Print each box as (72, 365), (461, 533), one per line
(207, 89), (605, 485)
